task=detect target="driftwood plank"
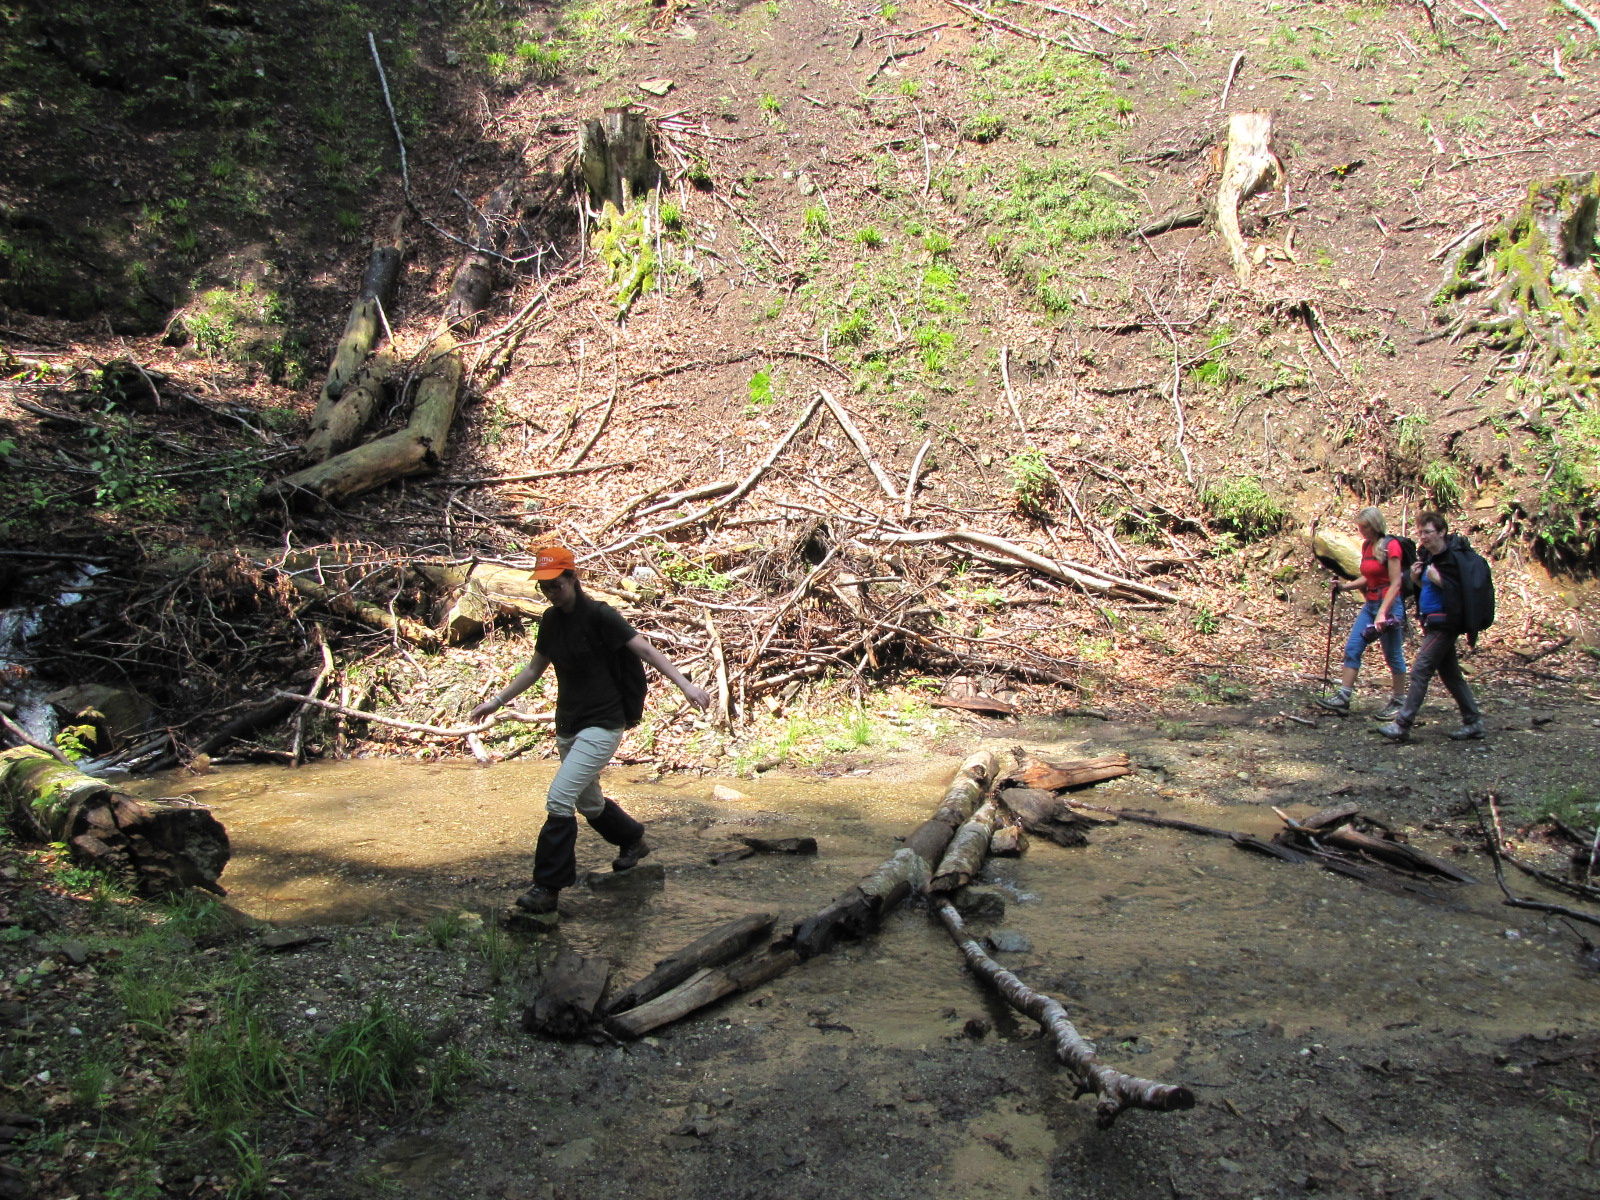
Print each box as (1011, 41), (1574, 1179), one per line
(606, 948), (800, 1039)
(1008, 752), (1132, 791)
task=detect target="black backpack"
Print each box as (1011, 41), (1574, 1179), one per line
(1392, 536), (1419, 599)
(1429, 537), (1496, 647)
(583, 603), (649, 727)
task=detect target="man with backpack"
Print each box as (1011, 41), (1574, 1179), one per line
(470, 545), (711, 916)
(1378, 512), (1492, 744)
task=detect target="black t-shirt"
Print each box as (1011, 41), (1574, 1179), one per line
(535, 597), (638, 737)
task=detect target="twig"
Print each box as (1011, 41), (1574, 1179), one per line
(705, 612), (732, 726)
(820, 389), (901, 501)
(715, 193), (789, 270)
(0, 713), (75, 767)
(1560, 0), (1600, 39)
(273, 692), (552, 736)
(1476, 793), (1600, 928)
(424, 461), (630, 488)
(569, 336), (621, 467)
(289, 628), (334, 767)
(939, 0), (1106, 59)
(1217, 51), (1245, 112)
(597, 474), (688, 536)
(871, 528), (1180, 603)
(903, 439), (933, 520)
(999, 347), (1027, 437)
(1138, 289), (1193, 483)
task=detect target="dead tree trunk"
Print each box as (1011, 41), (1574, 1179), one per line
(0, 747), (229, 895)
(1007, 751), (1131, 790)
(930, 797), (1001, 892)
(787, 749), (999, 958)
(1217, 112), (1282, 287)
(266, 183), (516, 507)
(303, 214), (406, 463)
(935, 900), (1195, 1126)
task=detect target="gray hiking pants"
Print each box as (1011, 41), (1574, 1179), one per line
(1394, 625), (1480, 730)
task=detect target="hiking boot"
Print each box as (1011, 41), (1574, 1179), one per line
(1377, 721), (1411, 744)
(1371, 697), (1404, 721)
(1448, 721), (1486, 741)
(514, 885), (560, 914)
(1314, 691), (1351, 714)
(611, 838), (651, 873)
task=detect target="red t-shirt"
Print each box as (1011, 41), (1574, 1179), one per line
(1360, 538), (1401, 603)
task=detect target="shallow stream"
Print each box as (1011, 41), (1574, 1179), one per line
(129, 752), (1597, 1073)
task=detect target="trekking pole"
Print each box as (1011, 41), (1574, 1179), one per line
(1322, 580), (1338, 686)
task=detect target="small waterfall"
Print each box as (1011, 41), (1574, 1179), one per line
(0, 561), (105, 742)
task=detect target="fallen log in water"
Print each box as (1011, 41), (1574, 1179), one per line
(1064, 798), (1308, 864)
(604, 912), (775, 1016)
(1272, 806), (1475, 882)
(1001, 787), (1098, 848)
(930, 797), (1002, 892)
(603, 751), (999, 1039)
(0, 747), (229, 895)
(788, 749), (999, 958)
(934, 900), (1195, 1126)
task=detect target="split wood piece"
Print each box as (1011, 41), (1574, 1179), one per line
(871, 529), (1179, 603)
(934, 900), (1194, 1126)
(1000, 788), (1097, 849)
(283, 571), (442, 649)
(1008, 751), (1131, 791)
(0, 747), (230, 896)
(989, 805), (1028, 857)
(303, 214), (406, 463)
(931, 695), (1018, 716)
(265, 183), (514, 507)
(1311, 853), (1469, 909)
(1216, 112), (1282, 286)
(819, 389), (900, 501)
(522, 950), (612, 1039)
(606, 947), (800, 1039)
(1063, 797), (1309, 864)
(786, 750), (999, 960)
(931, 797), (1002, 892)
(604, 912), (775, 1016)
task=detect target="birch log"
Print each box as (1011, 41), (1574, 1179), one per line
(935, 900), (1195, 1125)
(930, 797), (1002, 892)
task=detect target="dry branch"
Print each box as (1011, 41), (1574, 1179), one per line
(934, 900), (1194, 1125)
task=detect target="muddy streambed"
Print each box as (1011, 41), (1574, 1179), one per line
(124, 739), (1600, 1199)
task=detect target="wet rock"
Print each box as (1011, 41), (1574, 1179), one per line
(585, 861), (665, 891)
(952, 886), (1007, 920)
(712, 784), (748, 802)
(549, 1136), (596, 1170)
(985, 929), (1032, 954)
(962, 1016), (991, 1039)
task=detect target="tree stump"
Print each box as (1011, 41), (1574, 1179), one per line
(1216, 112), (1282, 286)
(579, 107), (658, 211)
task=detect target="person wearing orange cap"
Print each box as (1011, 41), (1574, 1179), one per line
(471, 544), (711, 916)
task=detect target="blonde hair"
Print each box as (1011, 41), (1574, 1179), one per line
(1356, 506), (1389, 560)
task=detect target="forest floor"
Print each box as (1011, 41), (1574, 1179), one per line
(3, 0), (1600, 1196)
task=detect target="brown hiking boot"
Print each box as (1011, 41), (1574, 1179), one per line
(611, 838), (651, 872)
(514, 885), (560, 914)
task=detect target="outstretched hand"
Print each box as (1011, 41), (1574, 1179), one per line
(681, 683), (713, 711)
(469, 701), (499, 722)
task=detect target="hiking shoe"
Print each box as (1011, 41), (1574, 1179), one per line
(514, 885), (560, 914)
(1314, 691), (1351, 714)
(1376, 721), (1411, 743)
(1371, 698), (1404, 721)
(1448, 721), (1486, 741)
(611, 838), (651, 873)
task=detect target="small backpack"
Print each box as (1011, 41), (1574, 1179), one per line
(582, 603), (649, 727)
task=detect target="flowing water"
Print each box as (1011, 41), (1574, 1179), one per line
(127, 752), (1597, 1069)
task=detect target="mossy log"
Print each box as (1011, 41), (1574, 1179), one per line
(0, 747), (229, 895)
(1433, 173), (1600, 376)
(303, 215), (406, 463)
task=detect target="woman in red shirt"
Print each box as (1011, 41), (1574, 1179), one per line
(1316, 506), (1408, 718)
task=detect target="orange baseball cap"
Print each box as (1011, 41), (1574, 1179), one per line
(532, 545), (576, 580)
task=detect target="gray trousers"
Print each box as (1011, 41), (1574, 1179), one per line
(1394, 625), (1480, 730)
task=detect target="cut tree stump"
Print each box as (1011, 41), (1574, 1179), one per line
(1216, 112), (1282, 286)
(0, 747), (229, 895)
(579, 107), (659, 210)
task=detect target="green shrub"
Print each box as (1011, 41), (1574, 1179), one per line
(1200, 474), (1286, 540)
(1422, 459), (1462, 508)
(854, 226), (884, 248)
(963, 111), (1006, 142)
(1008, 447), (1054, 517)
